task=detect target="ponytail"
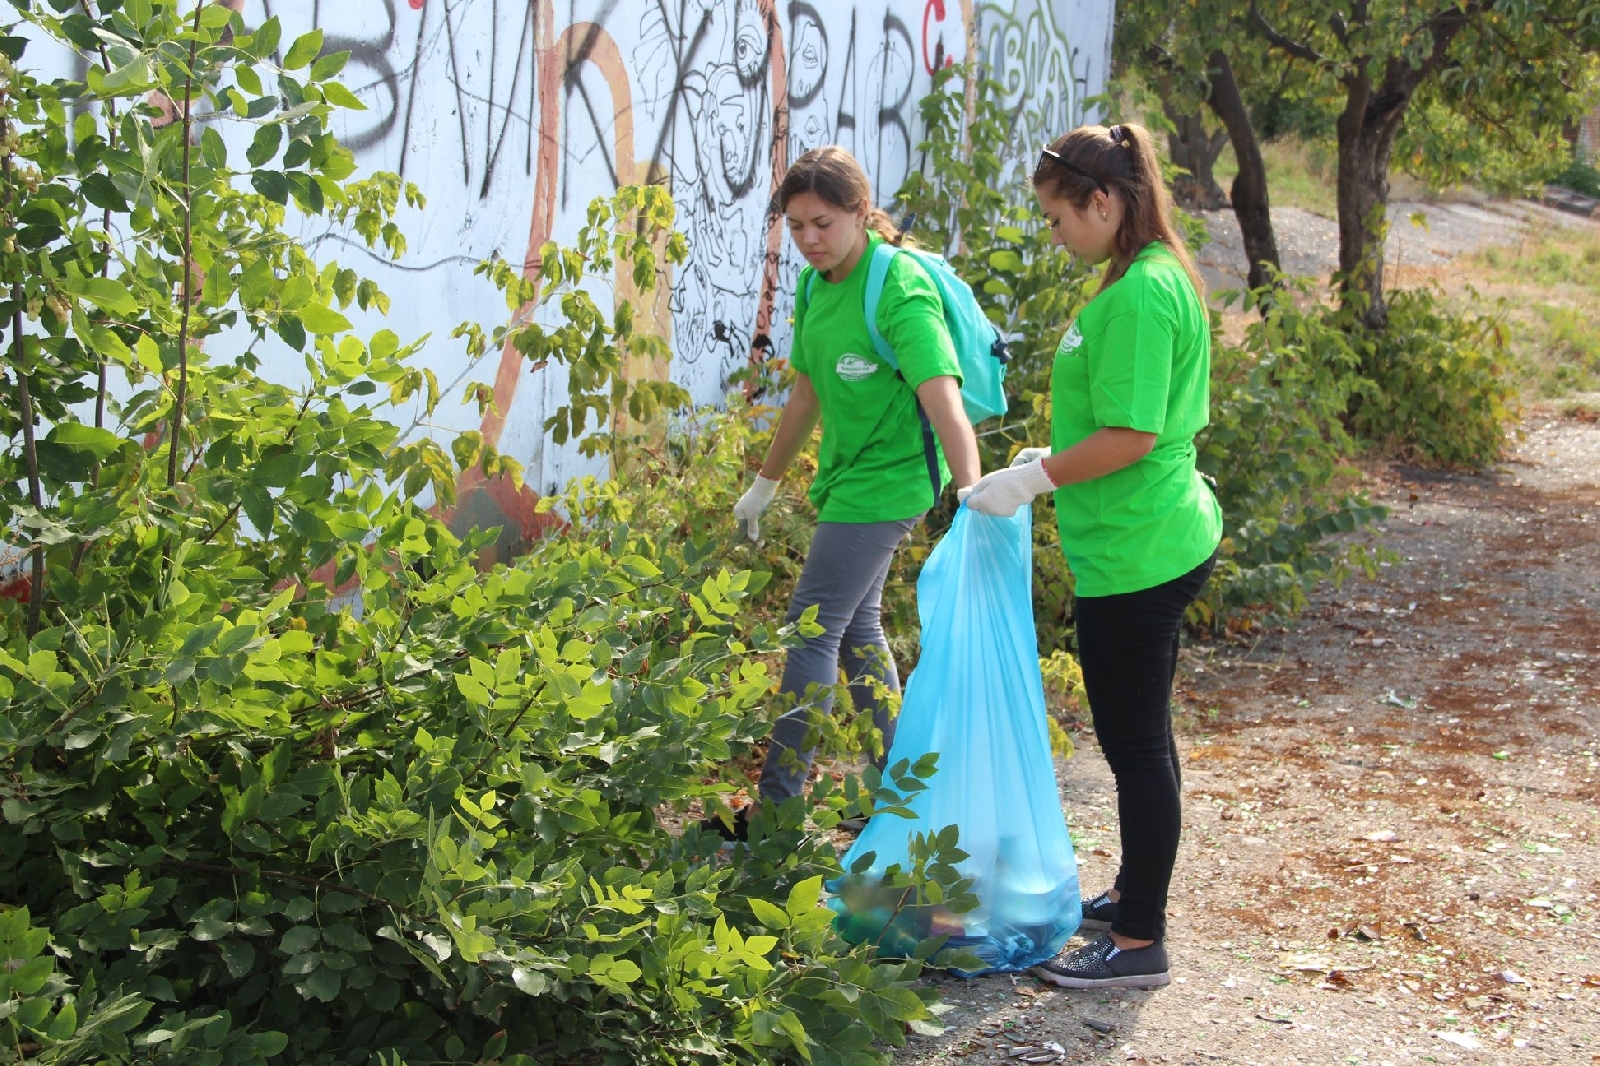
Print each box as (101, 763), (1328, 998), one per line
(865, 206), (904, 245)
(1033, 122), (1205, 300)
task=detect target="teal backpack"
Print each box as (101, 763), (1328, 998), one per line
(799, 240), (1010, 499)
(802, 241), (1010, 423)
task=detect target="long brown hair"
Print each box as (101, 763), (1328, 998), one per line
(1032, 122), (1204, 299)
(776, 145), (901, 244)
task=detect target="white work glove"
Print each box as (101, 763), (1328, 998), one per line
(1011, 446), (1051, 468)
(732, 475), (781, 541)
(963, 459), (1056, 517)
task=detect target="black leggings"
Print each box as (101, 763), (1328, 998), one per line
(1074, 552), (1216, 942)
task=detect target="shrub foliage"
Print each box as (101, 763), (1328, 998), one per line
(0, 5), (954, 1064)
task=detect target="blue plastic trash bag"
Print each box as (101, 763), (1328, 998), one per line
(826, 505), (1080, 974)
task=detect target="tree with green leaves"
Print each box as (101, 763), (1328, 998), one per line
(1247, 0), (1600, 327)
(1114, 3), (1288, 291)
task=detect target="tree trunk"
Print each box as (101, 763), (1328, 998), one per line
(1334, 73), (1410, 330)
(1164, 107), (1230, 210)
(1205, 50), (1280, 291)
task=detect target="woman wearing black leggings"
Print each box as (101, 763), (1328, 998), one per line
(962, 121), (1221, 989)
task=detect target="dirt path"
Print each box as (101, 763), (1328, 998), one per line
(1192, 198), (1591, 294)
(894, 408), (1600, 1066)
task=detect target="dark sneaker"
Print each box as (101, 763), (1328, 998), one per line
(1080, 890), (1119, 932)
(1033, 934), (1170, 990)
(698, 811), (749, 843)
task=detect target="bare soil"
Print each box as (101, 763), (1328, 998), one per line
(1191, 199), (1592, 296)
(890, 201), (1600, 1066)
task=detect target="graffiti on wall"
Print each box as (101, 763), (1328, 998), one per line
(50, 1), (1109, 554)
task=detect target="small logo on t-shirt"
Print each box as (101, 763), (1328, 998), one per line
(836, 353), (880, 381)
(1058, 322), (1084, 355)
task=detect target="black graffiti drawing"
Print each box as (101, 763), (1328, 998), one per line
(977, 0), (1095, 158)
(634, 0), (772, 375)
(232, 1), (1089, 397)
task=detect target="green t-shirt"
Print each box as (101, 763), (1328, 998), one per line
(1049, 243), (1223, 596)
(792, 233), (963, 522)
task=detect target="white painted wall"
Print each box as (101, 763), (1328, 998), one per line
(20, 0), (1113, 546)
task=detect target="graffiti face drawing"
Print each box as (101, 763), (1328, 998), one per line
(706, 64), (759, 201)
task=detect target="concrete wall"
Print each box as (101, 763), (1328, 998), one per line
(28, 0), (1114, 556)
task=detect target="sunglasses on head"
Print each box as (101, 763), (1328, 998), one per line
(1038, 147), (1109, 196)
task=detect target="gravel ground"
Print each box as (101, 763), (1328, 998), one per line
(891, 406), (1600, 1066)
(885, 202), (1600, 1066)
(1192, 199), (1592, 293)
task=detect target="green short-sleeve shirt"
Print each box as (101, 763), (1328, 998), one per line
(1049, 243), (1223, 596)
(792, 233), (962, 522)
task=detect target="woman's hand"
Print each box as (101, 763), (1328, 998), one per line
(1010, 447), (1051, 468)
(733, 476), (781, 541)
(962, 460), (1056, 516)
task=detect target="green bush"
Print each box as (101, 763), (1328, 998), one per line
(1554, 158), (1600, 198)
(1198, 280), (1388, 622)
(1348, 286), (1517, 468)
(0, 905), (153, 1062)
(0, 7), (963, 1064)
(1535, 303), (1600, 393)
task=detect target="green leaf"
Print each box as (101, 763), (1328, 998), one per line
(299, 303), (352, 335)
(199, 4), (233, 29)
(283, 29), (324, 70)
(275, 314), (307, 351)
(280, 925), (319, 955)
(247, 16), (282, 60)
(60, 276), (137, 316)
(8, 956), (52, 995)
(45, 1000), (78, 1041)
(310, 50), (350, 81)
(987, 249), (1024, 272)
(36, 423), (124, 482)
(216, 939), (257, 978)
(247, 125), (283, 168)
(200, 127), (227, 169)
(320, 81), (367, 112)
(251, 170), (289, 205)
(320, 924), (370, 952)
(747, 897), (791, 930)
(234, 63), (263, 97)
(786, 876), (823, 921)
(303, 964), (341, 1001)
(511, 967), (549, 996)
(100, 54), (153, 93)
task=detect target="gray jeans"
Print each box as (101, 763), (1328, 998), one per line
(759, 515), (923, 804)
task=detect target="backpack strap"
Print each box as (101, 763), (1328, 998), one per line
(861, 242), (900, 370)
(861, 243), (940, 507)
(796, 265), (819, 336)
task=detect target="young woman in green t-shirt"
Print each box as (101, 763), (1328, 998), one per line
(963, 123), (1223, 990)
(702, 146), (981, 841)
